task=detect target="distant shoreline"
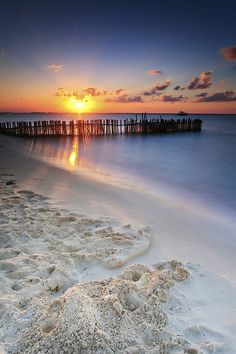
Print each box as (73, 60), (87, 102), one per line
(0, 112), (235, 115)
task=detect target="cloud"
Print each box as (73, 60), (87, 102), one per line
(143, 80), (171, 96)
(55, 87), (108, 98)
(195, 92), (208, 97)
(0, 50), (5, 56)
(196, 90), (236, 102)
(47, 64), (63, 72)
(188, 71), (213, 90)
(105, 94), (143, 103)
(55, 88), (82, 99)
(162, 95), (187, 102)
(143, 88), (158, 96)
(83, 87), (108, 96)
(220, 45), (236, 61)
(55, 88), (66, 96)
(147, 69), (162, 76)
(155, 80), (171, 90)
(173, 85), (186, 91)
(115, 88), (126, 95)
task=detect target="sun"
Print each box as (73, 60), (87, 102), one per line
(67, 95), (93, 113)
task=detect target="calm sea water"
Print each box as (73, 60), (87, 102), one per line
(1, 113), (236, 215)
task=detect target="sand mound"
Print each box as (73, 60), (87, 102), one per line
(14, 261), (190, 354)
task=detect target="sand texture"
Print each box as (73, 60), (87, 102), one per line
(0, 172), (235, 353)
(15, 261), (190, 354)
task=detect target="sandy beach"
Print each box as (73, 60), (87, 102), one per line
(0, 136), (236, 353)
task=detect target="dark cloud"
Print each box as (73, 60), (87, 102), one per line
(188, 71), (213, 90)
(196, 90), (236, 102)
(147, 69), (162, 76)
(55, 88), (80, 97)
(195, 92), (208, 97)
(83, 87), (107, 96)
(143, 88), (158, 96)
(115, 88), (126, 95)
(143, 80), (171, 96)
(173, 86), (186, 91)
(155, 80), (171, 90)
(55, 88), (86, 100)
(162, 95), (186, 102)
(55, 88), (66, 96)
(55, 87), (109, 98)
(220, 46), (236, 61)
(105, 94), (143, 103)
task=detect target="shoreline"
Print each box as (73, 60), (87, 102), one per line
(0, 134), (236, 284)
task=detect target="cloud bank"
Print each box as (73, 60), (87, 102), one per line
(105, 94), (143, 103)
(82, 87), (108, 96)
(162, 95), (186, 102)
(196, 90), (236, 102)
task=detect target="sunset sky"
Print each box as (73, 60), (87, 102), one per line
(0, 0), (236, 113)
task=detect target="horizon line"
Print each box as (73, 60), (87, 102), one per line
(0, 111), (235, 115)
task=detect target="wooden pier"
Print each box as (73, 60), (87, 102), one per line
(0, 117), (202, 137)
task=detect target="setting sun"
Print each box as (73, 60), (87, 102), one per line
(67, 96), (93, 113)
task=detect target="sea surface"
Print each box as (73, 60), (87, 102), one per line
(1, 113), (236, 217)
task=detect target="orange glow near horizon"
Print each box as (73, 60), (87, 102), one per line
(66, 95), (94, 113)
(0, 93), (236, 114)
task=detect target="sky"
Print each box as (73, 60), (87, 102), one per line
(0, 0), (236, 113)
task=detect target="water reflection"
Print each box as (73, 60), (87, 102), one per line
(68, 140), (78, 167)
(21, 135), (131, 188)
(23, 136), (91, 171)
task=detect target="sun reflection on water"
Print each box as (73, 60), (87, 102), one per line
(68, 150), (77, 167)
(22, 135), (120, 186)
(68, 140), (78, 167)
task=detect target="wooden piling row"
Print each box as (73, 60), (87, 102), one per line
(0, 118), (202, 137)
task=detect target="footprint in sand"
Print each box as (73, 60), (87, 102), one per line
(40, 300), (64, 334)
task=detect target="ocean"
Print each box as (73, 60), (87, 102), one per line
(1, 113), (235, 217)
